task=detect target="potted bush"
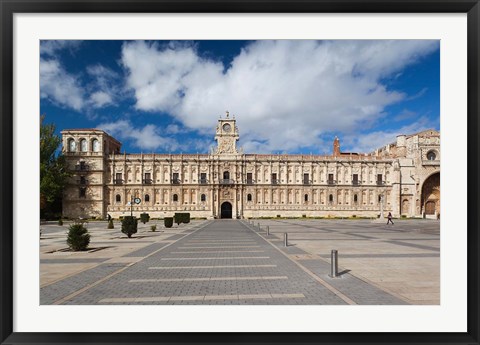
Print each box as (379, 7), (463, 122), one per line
(66, 222), (90, 251)
(107, 219), (114, 229)
(140, 213), (150, 224)
(121, 216), (138, 238)
(164, 217), (173, 228)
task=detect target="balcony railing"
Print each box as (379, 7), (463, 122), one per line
(352, 181), (361, 186)
(199, 179), (208, 184)
(172, 179), (181, 184)
(219, 179), (235, 185)
(113, 179), (123, 185)
(271, 180), (279, 185)
(143, 179), (153, 185)
(246, 179), (255, 185)
(303, 180), (311, 185)
(75, 164), (89, 171)
(327, 180), (337, 185)
(376, 181), (386, 186)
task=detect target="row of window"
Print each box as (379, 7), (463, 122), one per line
(67, 138), (100, 152)
(245, 193), (362, 203)
(113, 172), (385, 185)
(108, 193), (378, 204)
(114, 193), (208, 203)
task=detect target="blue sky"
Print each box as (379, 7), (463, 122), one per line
(40, 40), (440, 155)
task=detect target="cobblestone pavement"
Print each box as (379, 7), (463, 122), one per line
(42, 220), (410, 305)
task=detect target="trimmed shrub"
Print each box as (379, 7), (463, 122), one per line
(58, 218), (63, 226)
(174, 213), (190, 225)
(121, 216), (138, 238)
(150, 224), (157, 232)
(107, 219), (114, 229)
(140, 213), (150, 224)
(67, 222), (90, 251)
(164, 217), (173, 228)
(174, 213), (183, 225)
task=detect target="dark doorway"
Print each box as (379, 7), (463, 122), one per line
(221, 202), (233, 219)
(425, 201), (436, 215)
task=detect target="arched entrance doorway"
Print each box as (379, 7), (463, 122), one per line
(421, 172), (440, 218)
(220, 202), (232, 219)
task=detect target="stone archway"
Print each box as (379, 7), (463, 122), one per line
(220, 201), (232, 219)
(421, 172), (440, 217)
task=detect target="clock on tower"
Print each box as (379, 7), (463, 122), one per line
(214, 111), (239, 154)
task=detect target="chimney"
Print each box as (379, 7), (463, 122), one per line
(333, 137), (341, 157)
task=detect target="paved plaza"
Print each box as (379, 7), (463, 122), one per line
(40, 218), (439, 305)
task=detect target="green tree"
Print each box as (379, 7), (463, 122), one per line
(40, 115), (70, 219)
(67, 222), (90, 251)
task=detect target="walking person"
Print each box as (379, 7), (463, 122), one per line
(386, 212), (394, 225)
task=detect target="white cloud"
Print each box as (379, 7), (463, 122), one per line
(40, 59), (84, 111)
(89, 91), (113, 108)
(40, 42), (120, 111)
(343, 116), (433, 153)
(98, 119), (180, 151)
(121, 40), (439, 153)
(40, 40), (82, 56)
(85, 64), (121, 108)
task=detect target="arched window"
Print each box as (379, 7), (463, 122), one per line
(80, 139), (88, 152)
(247, 193), (252, 201)
(354, 194), (358, 203)
(329, 194), (333, 203)
(173, 194), (178, 202)
(427, 150), (437, 161)
(223, 171), (230, 180)
(201, 194), (206, 202)
(68, 138), (76, 152)
(116, 194), (121, 202)
(145, 194), (150, 202)
(92, 139), (100, 152)
(304, 194), (308, 202)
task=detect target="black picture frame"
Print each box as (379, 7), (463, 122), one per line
(1, 1), (479, 344)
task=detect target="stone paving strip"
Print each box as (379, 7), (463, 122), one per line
(178, 246), (260, 249)
(170, 250), (265, 254)
(129, 276), (288, 282)
(41, 258), (108, 264)
(98, 293), (305, 303)
(122, 242), (170, 257)
(160, 257), (270, 260)
(148, 265), (277, 269)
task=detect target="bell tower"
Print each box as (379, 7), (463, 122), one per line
(214, 111), (239, 154)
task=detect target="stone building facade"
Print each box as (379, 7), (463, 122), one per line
(61, 114), (440, 219)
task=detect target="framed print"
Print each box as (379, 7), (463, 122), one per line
(1, 1), (479, 344)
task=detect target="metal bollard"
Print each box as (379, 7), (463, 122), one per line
(329, 250), (339, 278)
(284, 233), (288, 247)
(266, 226), (270, 236)
(258, 223), (261, 230)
